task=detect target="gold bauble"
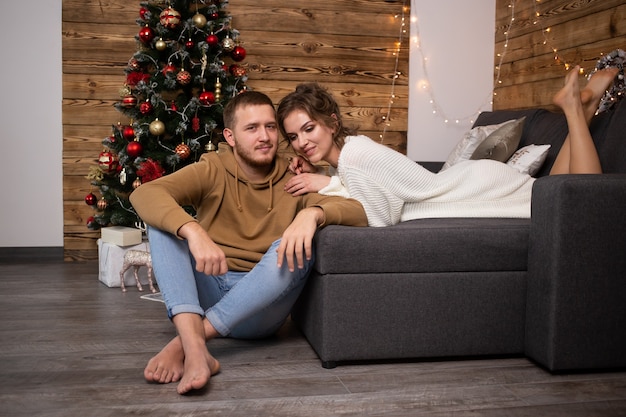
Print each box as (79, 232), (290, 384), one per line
(149, 118), (166, 136)
(192, 13), (207, 28)
(222, 37), (235, 52)
(155, 38), (167, 51)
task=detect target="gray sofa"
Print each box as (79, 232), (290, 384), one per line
(292, 98), (626, 372)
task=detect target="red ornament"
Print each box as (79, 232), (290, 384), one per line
(192, 116), (200, 132)
(170, 100), (178, 112)
(126, 141), (143, 158)
(139, 100), (153, 115)
(85, 192), (97, 206)
(97, 198), (108, 211)
(175, 143), (191, 159)
(206, 34), (219, 47)
(86, 216), (96, 228)
(162, 63), (177, 76)
(160, 7), (182, 29)
(199, 91), (215, 105)
(98, 151), (119, 173)
(231, 46), (246, 62)
(122, 94), (137, 108)
(122, 125), (135, 140)
(209, 11), (219, 20)
(185, 38), (194, 49)
(139, 7), (148, 20)
(176, 69), (192, 85)
(229, 64), (247, 78)
(139, 25), (155, 43)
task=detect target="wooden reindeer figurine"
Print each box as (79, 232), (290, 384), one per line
(119, 250), (156, 293)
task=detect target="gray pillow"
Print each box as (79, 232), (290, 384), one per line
(470, 117), (525, 162)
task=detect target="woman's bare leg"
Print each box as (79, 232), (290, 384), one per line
(550, 65), (619, 174)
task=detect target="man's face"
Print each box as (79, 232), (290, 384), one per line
(224, 104), (279, 170)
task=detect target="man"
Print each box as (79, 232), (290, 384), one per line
(129, 91), (367, 394)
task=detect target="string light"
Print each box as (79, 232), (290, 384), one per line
(380, 1), (408, 143)
(533, 0), (583, 74)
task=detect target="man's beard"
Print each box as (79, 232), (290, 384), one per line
(233, 141), (275, 169)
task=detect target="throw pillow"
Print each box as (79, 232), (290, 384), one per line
(440, 121), (510, 171)
(470, 117), (526, 162)
(506, 144), (551, 176)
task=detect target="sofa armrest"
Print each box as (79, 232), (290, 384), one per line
(525, 174), (626, 371)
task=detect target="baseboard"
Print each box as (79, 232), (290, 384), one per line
(0, 247), (64, 263)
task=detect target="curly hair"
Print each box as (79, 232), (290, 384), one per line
(277, 83), (356, 149)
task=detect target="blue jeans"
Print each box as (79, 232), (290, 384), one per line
(147, 226), (313, 339)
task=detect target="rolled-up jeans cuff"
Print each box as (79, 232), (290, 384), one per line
(168, 304), (205, 320)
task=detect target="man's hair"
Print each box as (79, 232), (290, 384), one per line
(223, 90), (275, 130)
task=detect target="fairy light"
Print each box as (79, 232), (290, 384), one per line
(380, 1), (408, 143)
(533, 0), (583, 74)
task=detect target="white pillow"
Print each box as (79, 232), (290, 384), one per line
(506, 144), (551, 176)
(441, 120), (513, 171)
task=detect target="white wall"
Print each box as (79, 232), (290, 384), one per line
(0, 0), (63, 247)
(408, 0), (496, 162)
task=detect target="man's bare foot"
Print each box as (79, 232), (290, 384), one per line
(144, 335), (185, 384)
(177, 344), (221, 395)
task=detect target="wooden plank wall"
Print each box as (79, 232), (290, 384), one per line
(62, 0), (410, 261)
(494, 0), (626, 110)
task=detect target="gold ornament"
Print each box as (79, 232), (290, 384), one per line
(155, 38), (167, 51)
(222, 37), (235, 52)
(97, 198), (108, 211)
(149, 118), (166, 136)
(206, 141), (217, 152)
(192, 13), (207, 28)
(214, 78), (222, 102)
(119, 84), (132, 98)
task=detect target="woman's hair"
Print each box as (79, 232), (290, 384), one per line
(277, 83), (356, 149)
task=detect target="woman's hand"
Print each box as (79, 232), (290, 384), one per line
(288, 156), (317, 175)
(284, 173), (331, 196)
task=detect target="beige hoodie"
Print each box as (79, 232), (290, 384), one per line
(130, 144), (366, 271)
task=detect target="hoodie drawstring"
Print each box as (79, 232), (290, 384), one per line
(234, 163), (274, 212)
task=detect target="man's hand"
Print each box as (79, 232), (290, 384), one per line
(276, 207), (324, 272)
(178, 221), (228, 276)
(284, 173), (331, 196)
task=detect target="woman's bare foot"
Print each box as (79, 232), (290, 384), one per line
(177, 343), (221, 395)
(553, 65), (584, 113)
(581, 66), (620, 116)
(144, 335), (185, 384)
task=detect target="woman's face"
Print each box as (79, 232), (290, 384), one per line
(282, 109), (339, 166)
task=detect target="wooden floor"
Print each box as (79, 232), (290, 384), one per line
(1, 260), (626, 417)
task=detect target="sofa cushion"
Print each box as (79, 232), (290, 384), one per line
(314, 218), (530, 275)
(470, 117), (525, 162)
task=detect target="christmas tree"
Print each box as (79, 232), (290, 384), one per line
(85, 0), (248, 230)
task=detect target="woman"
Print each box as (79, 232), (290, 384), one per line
(277, 66), (620, 227)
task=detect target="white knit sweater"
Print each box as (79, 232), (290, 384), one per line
(319, 135), (536, 227)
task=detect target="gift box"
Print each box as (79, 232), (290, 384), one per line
(100, 226), (143, 247)
(97, 239), (152, 288)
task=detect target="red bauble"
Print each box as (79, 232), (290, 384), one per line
(199, 91), (215, 105)
(162, 63), (177, 76)
(139, 25), (155, 43)
(122, 94), (137, 108)
(85, 192), (97, 206)
(176, 70), (192, 85)
(185, 39), (194, 49)
(160, 7), (181, 29)
(231, 46), (246, 62)
(139, 100), (153, 115)
(126, 141), (143, 158)
(122, 125), (135, 140)
(139, 7), (148, 20)
(175, 143), (191, 160)
(209, 11), (219, 20)
(229, 64), (247, 78)
(86, 216), (96, 228)
(98, 151), (119, 173)
(206, 34), (219, 47)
